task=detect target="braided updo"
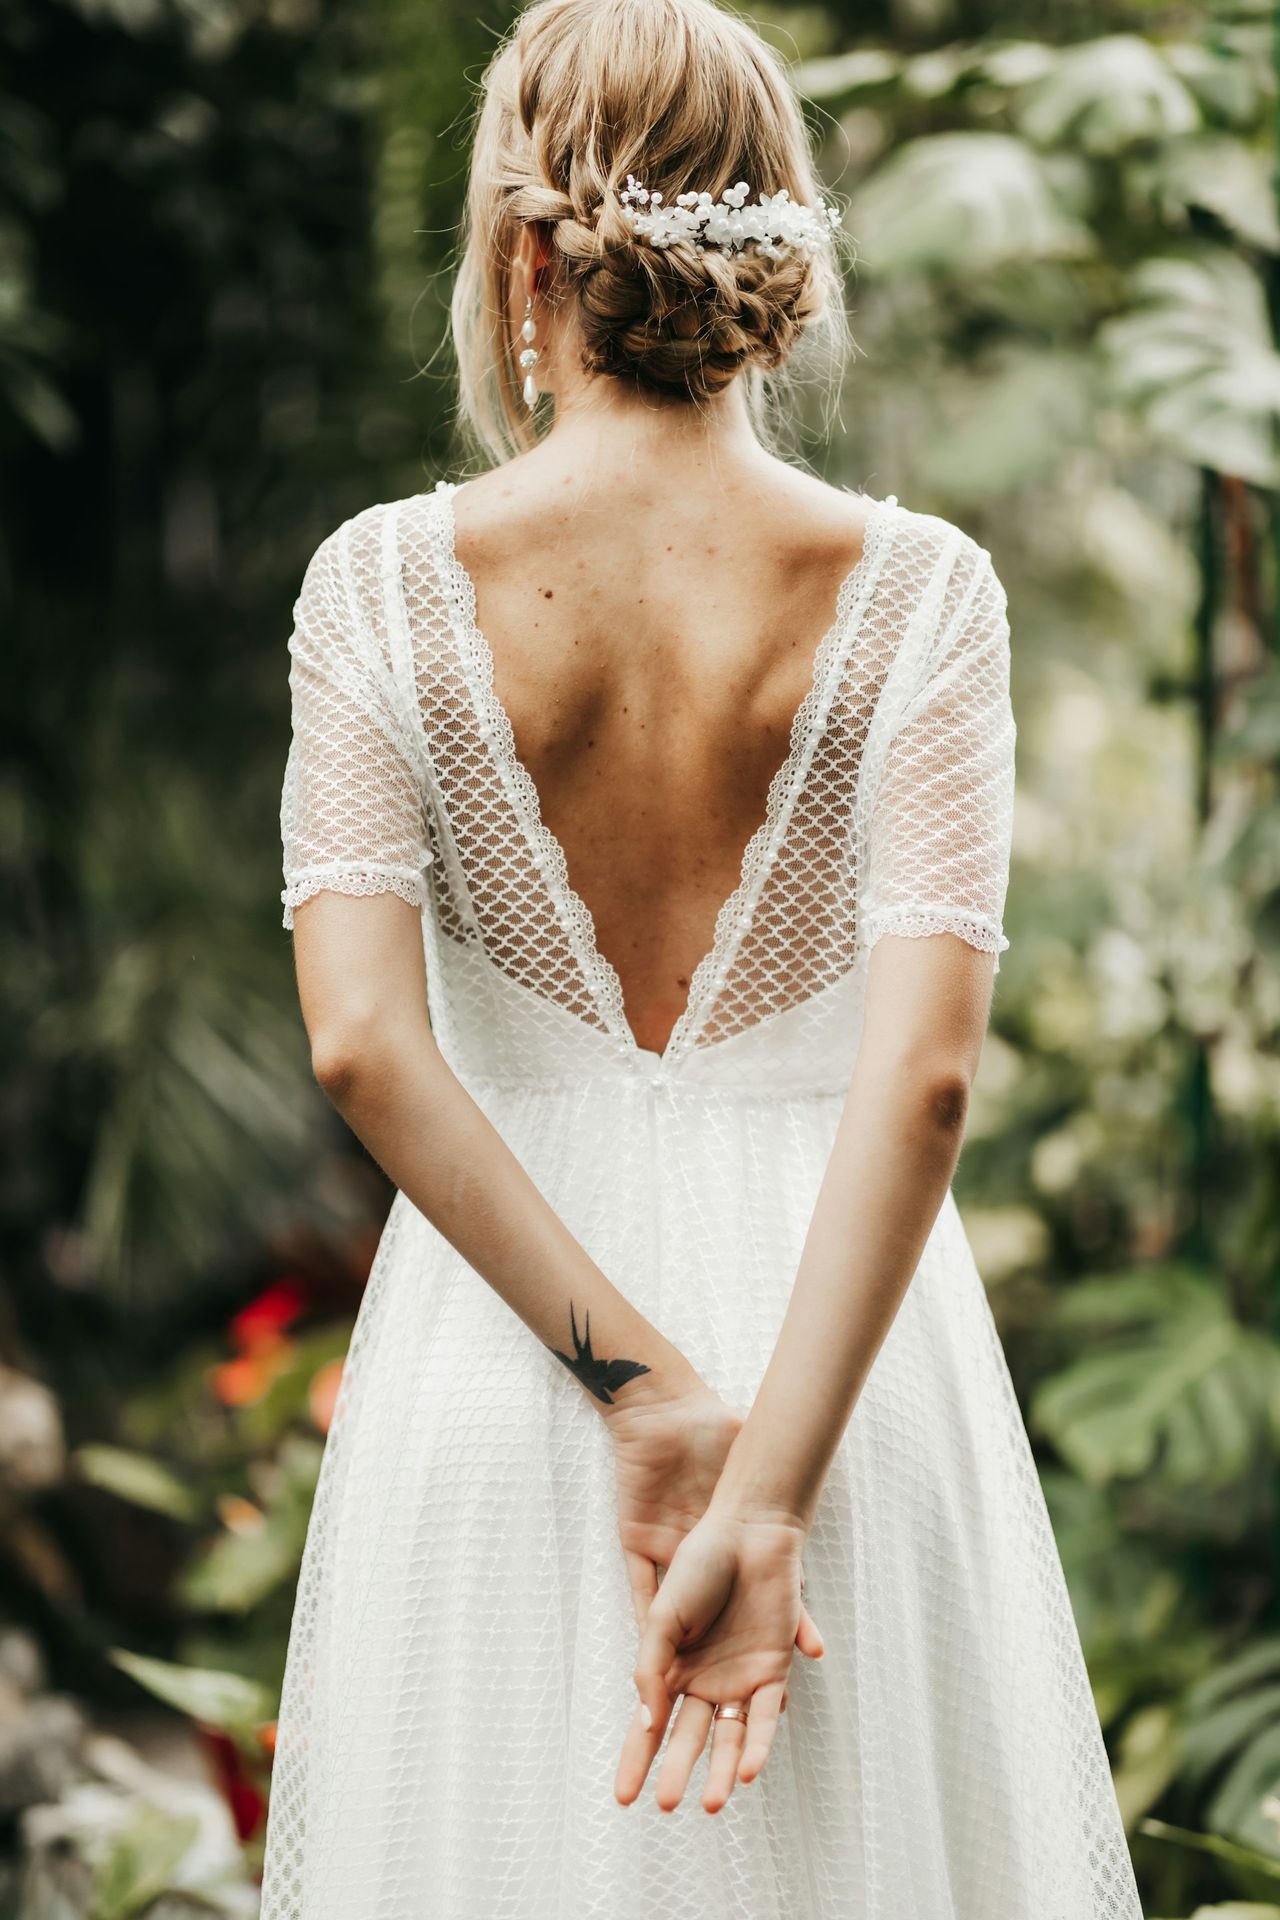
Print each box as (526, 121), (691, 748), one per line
(451, 0), (847, 459)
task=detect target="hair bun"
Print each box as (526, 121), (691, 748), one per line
(567, 222), (826, 400)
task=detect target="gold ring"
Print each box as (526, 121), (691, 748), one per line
(713, 1702), (748, 1723)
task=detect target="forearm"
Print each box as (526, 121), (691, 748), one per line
(317, 1024), (700, 1419)
(711, 1063), (969, 1533)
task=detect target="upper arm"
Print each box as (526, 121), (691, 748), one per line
(293, 891), (433, 1082)
(862, 928), (996, 1098)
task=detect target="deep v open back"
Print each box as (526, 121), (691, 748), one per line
(432, 481), (896, 1064)
(261, 480), (1143, 1920)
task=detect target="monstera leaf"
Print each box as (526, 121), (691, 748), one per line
(1028, 1266), (1280, 1492)
(1151, 136), (1280, 252)
(790, 46), (900, 103)
(1181, 1641), (1280, 1861)
(849, 132), (1091, 276)
(1017, 35), (1200, 154)
(1100, 251), (1280, 484)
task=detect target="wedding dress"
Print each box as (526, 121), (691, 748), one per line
(259, 477), (1145, 1919)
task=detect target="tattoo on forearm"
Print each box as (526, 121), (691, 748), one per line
(545, 1302), (652, 1405)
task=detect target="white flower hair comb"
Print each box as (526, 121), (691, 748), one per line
(616, 175), (840, 260)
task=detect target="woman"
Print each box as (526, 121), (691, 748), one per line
(261, 0), (1144, 1915)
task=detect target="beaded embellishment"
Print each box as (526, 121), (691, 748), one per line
(617, 175), (841, 260)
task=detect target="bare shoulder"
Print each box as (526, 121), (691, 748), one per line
(752, 455), (882, 557)
(447, 446), (882, 579)
(442, 450), (561, 567)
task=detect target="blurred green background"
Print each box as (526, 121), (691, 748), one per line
(3, 0), (1278, 1913)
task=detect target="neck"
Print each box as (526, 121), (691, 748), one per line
(541, 370), (766, 482)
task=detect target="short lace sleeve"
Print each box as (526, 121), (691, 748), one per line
(860, 539), (1016, 972)
(279, 513), (433, 931)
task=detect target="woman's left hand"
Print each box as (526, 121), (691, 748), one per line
(613, 1502), (824, 1814)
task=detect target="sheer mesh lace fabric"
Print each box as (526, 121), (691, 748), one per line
(263, 481), (1144, 1919)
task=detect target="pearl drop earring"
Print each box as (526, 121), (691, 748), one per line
(519, 294), (539, 410)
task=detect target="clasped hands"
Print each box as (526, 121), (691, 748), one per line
(602, 1378), (824, 1816)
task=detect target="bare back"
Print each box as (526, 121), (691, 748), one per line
(281, 442), (1013, 1087)
(451, 448), (873, 1053)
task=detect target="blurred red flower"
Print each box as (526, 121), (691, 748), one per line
(229, 1276), (308, 1352)
(200, 1726), (267, 1842)
(210, 1346), (292, 1408)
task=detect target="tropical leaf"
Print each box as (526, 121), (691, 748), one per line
(918, 347), (1096, 495)
(1149, 136), (1280, 251)
(1100, 251), (1280, 484)
(1112, 1701), (1185, 1829)
(178, 1432), (321, 1613)
(74, 1443), (202, 1522)
(1028, 1266), (1280, 1490)
(93, 1802), (201, 1920)
(790, 46), (900, 103)
(1141, 1814), (1280, 1890)
(850, 132), (1092, 276)
(1167, 36), (1272, 126)
(1018, 35), (1201, 155)
(109, 1648), (273, 1738)
(1187, 1642), (1280, 1720)
(1208, 1725), (1280, 1862)
(178, 1504), (307, 1616)
(1177, 1645), (1280, 1861)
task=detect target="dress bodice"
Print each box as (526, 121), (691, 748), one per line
(280, 479), (1015, 1097)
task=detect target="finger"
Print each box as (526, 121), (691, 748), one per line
(655, 1693), (714, 1812)
(702, 1706), (749, 1814)
(614, 1696), (664, 1806)
(795, 1600), (825, 1659)
(624, 1548), (659, 1633)
(632, 1592), (682, 1737)
(738, 1680), (786, 1785)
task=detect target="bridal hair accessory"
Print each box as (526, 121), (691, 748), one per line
(519, 293), (540, 409)
(617, 175), (840, 260)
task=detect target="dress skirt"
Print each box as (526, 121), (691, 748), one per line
(257, 1072), (1143, 1920)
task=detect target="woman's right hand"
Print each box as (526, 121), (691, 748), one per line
(613, 1501), (824, 1814)
(602, 1380), (743, 1627)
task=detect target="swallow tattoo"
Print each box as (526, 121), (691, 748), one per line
(545, 1302), (652, 1405)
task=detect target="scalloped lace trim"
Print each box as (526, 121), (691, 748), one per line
(431, 480), (897, 1063)
(859, 906), (1009, 973)
(282, 864), (430, 931)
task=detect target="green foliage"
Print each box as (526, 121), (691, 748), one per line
(1029, 1266), (1280, 1500)
(1149, 1905), (1280, 1919)
(848, 131), (1091, 272)
(1182, 1643), (1280, 1857)
(178, 1435), (322, 1616)
(74, 1445), (202, 1523)
(92, 1804), (203, 1920)
(108, 1650), (273, 1743)
(1017, 35), (1201, 152)
(1101, 253), (1280, 484)
(4, 2), (1277, 1917)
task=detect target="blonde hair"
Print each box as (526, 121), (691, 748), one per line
(449, 0), (848, 463)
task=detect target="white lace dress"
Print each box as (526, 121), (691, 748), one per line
(260, 478), (1144, 1920)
